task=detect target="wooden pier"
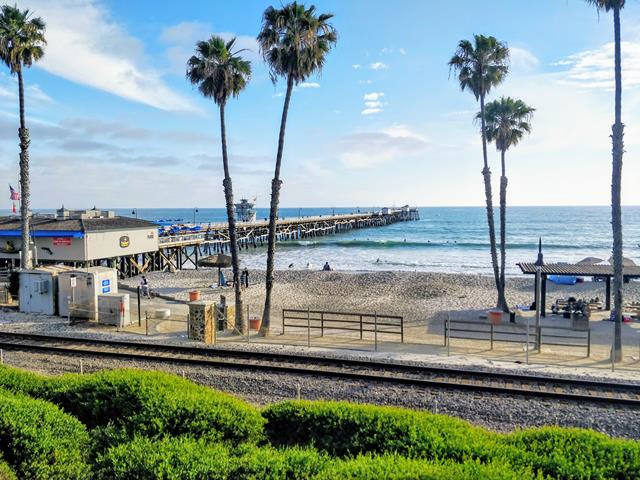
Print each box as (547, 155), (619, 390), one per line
(118, 208), (419, 277)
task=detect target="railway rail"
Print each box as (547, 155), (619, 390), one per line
(0, 331), (638, 407)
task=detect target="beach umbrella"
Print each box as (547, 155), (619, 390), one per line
(198, 254), (233, 286)
(577, 256), (604, 265)
(198, 254), (232, 268)
(607, 256), (637, 267)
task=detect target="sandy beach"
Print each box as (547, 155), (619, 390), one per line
(124, 268), (640, 324)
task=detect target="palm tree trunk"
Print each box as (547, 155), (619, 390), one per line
(611, 5), (624, 362)
(260, 75), (295, 336)
(219, 103), (244, 333)
(17, 68), (31, 270)
(499, 149), (508, 311)
(480, 93), (507, 311)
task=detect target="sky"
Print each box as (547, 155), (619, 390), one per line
(1, 0), (640, 209)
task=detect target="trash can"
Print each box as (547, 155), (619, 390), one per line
(249, 317), (261, 331)
(488, 310), (502, 325)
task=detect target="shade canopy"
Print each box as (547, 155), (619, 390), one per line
(197, 254), (232, 268)
(577, 256), (603, 265)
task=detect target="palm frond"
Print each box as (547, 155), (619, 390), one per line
(480, 97), (535, 151)
(0, 5), (46, 74)
(448, 34), (509, 100)
(186, 35), (252, 105)
(257, 1), (337, 85)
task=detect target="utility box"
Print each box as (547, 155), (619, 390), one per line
(19, 265), (74, 315)
(97, 293), (131, 327)
(58, 267), (118, 320)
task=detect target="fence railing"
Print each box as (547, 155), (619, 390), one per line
(282, 308), (404, 343)
(444, 319), (590, 357)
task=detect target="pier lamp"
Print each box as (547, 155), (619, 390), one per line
(131, 209), (138, 218)
(193, 208), (199, 225)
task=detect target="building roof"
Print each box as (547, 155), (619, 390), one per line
(518, 262), (640, 278)
(0, 216), (157, 237)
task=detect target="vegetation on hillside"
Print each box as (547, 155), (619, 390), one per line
(0, 365), (637, 479)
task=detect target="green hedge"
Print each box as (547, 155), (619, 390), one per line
(263, 401), (640, 480)
(315, 455), (538, 480)
(0, 389), (90, 480)
(94, 436), (328, 480)
(0, 366), (264, 447)
(94, 436), (232, 480)
(504, 427), (640, 480)
(0, 461), (16, 480)
(263, 400), (496, 461)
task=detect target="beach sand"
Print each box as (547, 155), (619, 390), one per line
(125, 268), (640, 323)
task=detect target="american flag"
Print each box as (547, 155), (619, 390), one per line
(9, 185), (19, 201)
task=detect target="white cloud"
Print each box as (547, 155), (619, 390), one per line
(352, 64), (361, 70)
(555, 41), (640, 89)
(380, 48), (392, 54)
(358, 79), (373, 84)
(337, 124), (428, 168)
(0, 73), (53, 104)
(370, 62), (389, 70)
(17, 0), (197, 112)
(399, 48), (406, 55)
(363, 92), (384, 101)
(509, 47), (540, 72)
(361, 92), (385, 115)
(299, 82), (320, 88)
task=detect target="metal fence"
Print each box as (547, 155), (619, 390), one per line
(282, 308), (403, 343)
(444, 318), (591, 358)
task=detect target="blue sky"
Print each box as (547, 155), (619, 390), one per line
(1, 0), (640, 209)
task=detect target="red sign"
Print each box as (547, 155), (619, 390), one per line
(52, 237), (72, 246)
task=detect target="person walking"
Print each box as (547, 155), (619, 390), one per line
(140, 275), (151, 298)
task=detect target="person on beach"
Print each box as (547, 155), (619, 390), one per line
(140, 276), (150, 298)
(323, 262), (332, 271)
(241, 268), (249, 288)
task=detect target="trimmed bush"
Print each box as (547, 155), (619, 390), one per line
(504, 427), (640, 480)
(263, 400), (496, 461)
(95, 437), (328, 480)
(0, 366), (264, 447)
(315, 455), (538, 480)
(94, 436), (232, 480)
(0, 461), (16, 480)
(232, 444), (329, 480)
(0, 389), (90, 480)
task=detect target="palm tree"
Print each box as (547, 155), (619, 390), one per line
(187, 36), (251, 332)
(586, 0), (625, 362)
(449, 35), (509, 311)
(480, 97), (534, 295)
(257, 2), (337, 335)
(0, 5), (45, 270)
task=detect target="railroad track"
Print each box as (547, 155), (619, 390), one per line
(0, 331), (638, 406)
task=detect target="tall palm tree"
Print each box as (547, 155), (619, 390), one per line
(0, 5), (45, 270)
(480, 97), (534, 295)
(586, 0), (625, 362)
(449, 35), (509, 311)
(257, 2), (337, 335)
(187, 36), (251, 332)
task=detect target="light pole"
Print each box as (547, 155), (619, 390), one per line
(131, 209), (138, 219)
(193, 208), (198, 225)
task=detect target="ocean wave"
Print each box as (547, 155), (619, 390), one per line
(276, 239), (610, 250)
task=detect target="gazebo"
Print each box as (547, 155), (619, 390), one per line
(517, 262), (640, 315)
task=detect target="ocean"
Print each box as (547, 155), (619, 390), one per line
(3, 206), (640, 275)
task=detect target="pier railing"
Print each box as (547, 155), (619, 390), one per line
(282, 308), (404, 343)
